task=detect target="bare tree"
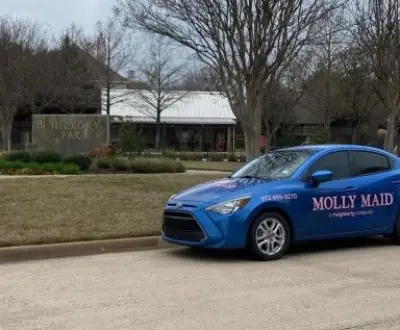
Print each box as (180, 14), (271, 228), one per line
(352, 0), (400, 151)
(86, 18), (135, 114)
(305, 6), (349, 141)
(49, 27), (100, 113)
(0, 16), (46, 149)
(20, 38), (65, 116)
(336, 45), (379, 143)
(116, 0), (342, 160)
(261, 51), (312, 150)
(133, 38), (188, 150)
(180, 65), (223, 92)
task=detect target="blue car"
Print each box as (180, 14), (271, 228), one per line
(162, 144), (400, 261)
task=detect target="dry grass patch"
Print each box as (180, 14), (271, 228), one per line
(182, 161), (244, 172)
(0, 174), (224, 246)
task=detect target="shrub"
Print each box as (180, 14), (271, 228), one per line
(58, 163), (80, 175)
(97, 157), (112, 169)
(1, 150), (32, 162)
(118, 123), (145, 156)
(131, 157), (185, 173)
(96, 157), (131, 171)
(209, 153), (225, 161)
(110, 158), (131, 171)
(163, 151), (177, 159)
(227, 153), (237, 162)
(0, 159), (26, 170)
(63, 154), (92, 171)
(0, 160), (79, 175)
(30, 150), (62, 163)
(40, 162), (63, 173)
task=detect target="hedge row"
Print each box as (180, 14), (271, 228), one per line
(96, 157), (185, 173)
(0, 160), (80, 175)
(0, 150), (92, 171)
(162, 151), (246, 162)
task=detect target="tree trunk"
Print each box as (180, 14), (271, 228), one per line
(106, 87), (111, 115)
(384, 112), (396, 152)
(351, 124), (358, 144)
(262, 117), (277, 152)
(243, 123), (261, 162)
(324, 123), (331, 142)
(1, 122), (12, 150)
(265, 135), (271, 151)
(155, 110), (161, 150)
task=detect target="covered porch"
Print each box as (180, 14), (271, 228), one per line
(104, 90), (237, 152)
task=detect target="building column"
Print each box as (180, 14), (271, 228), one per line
(227, 126), (232, 152)
(232, 126), (236, 151)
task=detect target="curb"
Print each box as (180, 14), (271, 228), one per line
(0, 236), (176, 263)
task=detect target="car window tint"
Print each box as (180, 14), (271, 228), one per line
(306, 151), (350, 180)
(350, 151), (390, 176)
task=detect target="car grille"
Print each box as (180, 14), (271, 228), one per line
(163, 211), (205, 242)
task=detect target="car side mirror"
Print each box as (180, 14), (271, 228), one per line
(310, 170), (333, 186)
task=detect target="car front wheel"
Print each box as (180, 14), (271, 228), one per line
(249, 212), (291, 261)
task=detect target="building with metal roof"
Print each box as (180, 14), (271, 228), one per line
(102, 89), (237, 151)
(102, 89), (237, 125)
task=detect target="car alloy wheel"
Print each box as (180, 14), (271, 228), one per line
(249, 212), (291, 261)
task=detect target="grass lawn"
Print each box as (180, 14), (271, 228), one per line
(183, 161), (244, 172)
(0, 174), (224, 247)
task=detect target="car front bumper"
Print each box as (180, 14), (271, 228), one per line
(161, 203), (249, 249)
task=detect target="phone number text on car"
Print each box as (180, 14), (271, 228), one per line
(261, 193), (298, 202)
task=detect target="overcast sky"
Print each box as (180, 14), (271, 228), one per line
(0, 0), (115, 37)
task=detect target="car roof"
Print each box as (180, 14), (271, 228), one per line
(275, 144), (389, 154)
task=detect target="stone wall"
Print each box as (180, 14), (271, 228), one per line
(32, 114), (109, 155)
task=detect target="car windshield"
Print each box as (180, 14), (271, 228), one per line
(231, 149), (316, 180)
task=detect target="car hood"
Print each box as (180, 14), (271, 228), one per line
(173, 177), (285, 203)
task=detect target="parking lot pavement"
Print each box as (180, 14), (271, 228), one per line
(1, 238), (400, 330)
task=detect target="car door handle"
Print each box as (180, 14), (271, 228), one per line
(392, 179), (400, 185)
(345, 187), (357, 192)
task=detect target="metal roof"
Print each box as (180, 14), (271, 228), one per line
(102, 89), (237, 125)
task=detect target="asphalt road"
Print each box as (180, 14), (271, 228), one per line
(2, 238), (400, 330)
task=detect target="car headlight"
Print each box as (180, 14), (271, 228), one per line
(205, 196), (251, 215)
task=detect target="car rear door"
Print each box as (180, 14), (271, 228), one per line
(348, 150), (398, 232)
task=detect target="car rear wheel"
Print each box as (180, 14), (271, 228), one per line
(249, 212), (291, 261)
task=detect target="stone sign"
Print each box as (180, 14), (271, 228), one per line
(32, 114), (109, 155)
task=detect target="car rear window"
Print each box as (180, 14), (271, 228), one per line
(350, 151), (391, 176)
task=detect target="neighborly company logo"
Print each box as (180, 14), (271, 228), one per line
(312, 193), (394, 211)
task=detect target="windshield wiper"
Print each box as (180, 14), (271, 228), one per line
(233, 175), (266, 180)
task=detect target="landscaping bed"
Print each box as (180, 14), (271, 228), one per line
(0, 151), (185, 175)
(0, 174), (224, 247)
(162, 150), (247, 162)
(182, 160), (244, 172)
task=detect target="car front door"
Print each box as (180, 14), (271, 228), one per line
(296, 150), (364, 239)
(348, 150), (399, 232)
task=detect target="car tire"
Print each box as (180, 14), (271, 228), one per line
(189, 247), (203, 252)
(248, 212), (291, 261)
(392, 211), (400, 244)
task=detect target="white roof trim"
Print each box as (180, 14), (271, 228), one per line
(110, 116), (236, 125)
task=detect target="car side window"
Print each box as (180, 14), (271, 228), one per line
(350, 151), (391, 177)
(304, 151), (351, 180)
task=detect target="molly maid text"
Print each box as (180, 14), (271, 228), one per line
(312, 193), (394, 211)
